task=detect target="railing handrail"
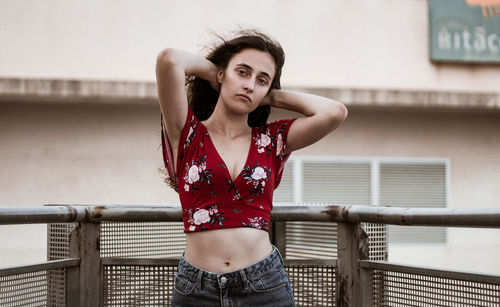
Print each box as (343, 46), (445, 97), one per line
(360, 260), (500, 285)
(1, 204), (500, 227)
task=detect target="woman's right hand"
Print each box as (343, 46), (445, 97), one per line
(260, 89), (277, 107)
(209, 78), (220, 93)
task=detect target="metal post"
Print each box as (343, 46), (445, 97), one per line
(271, 221), (287, 257)
(336, 222), (369, 307)
(360, 265), (374, 306)
(68, 222), (102, 307)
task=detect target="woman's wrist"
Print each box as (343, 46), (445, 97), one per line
(262, 89), (279, 107)
(184, 55), (220, 91)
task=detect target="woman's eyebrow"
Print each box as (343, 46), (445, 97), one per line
(236, 63), (271, 79)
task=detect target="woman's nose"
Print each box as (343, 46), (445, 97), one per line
(243, 80), (254, 92)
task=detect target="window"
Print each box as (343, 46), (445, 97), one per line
(275, 157), (449, 244)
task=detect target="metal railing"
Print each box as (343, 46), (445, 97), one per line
(1, 204), (500, 306)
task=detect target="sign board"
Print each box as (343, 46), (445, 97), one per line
(429, 0), (500, 63)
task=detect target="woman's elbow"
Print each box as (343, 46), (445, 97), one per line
(326, 101), (348, 126)
(156, 48), (179, 68)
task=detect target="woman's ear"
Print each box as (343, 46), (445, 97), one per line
(217, 68), (224, 84)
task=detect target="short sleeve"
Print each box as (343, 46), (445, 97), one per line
(160, 107), (196, 192)
(268, 118), (297, 189)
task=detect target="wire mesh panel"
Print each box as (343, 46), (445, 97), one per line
(100, 222), (185, 258)
(48, 222), (186, 259)
(286, 261), (336, 307)
(47, 223), (77, 260)
(103, 259), (336, 307)
(286, 221), (338, 259)
(0, 269), (66, 307)
(285, 221), (387, 261)
(103, 264), (177, 306)
(371, 268), (500, 306)
(362, 223), (388, 261)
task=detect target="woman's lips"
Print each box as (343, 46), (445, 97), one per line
(236, 94), (252, 102)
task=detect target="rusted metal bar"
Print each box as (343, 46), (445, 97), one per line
(321, 205), (500, 227)
(0, 205), (183, 224)
(1, 204), (500, 227)
(271, 221), (287, 257)
(336, 223), (369, 307)
(0, 258), (79, 277)
(68, 222), (103, 307)
(360, 260), (500, 285)
(0, 206), (89, 224)
(360, 265), (374, 307)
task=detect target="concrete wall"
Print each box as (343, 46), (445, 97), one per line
(0, 103), (175, 205)
(1, 0), (499, 91)
(1, 0), (500, 274)
(2, 102), (500, 273)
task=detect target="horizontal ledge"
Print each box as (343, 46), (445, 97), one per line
(1, 78), (500, 110)
(360, 260), (500, 285)
(1, 204), (500, 228)
(0, 258), (80, 277)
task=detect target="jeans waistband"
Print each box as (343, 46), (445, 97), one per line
(178, 246), (284, 288)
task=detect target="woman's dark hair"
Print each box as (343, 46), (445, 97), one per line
(187, 30), (285, 127)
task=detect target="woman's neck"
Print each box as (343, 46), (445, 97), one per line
(203, 99), (251, 138)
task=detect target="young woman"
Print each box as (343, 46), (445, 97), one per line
(156, 30), (347, 307)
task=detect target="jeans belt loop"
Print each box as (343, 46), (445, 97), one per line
(195, 270), (203, 291)
(238, 269), (250, 290)
(274, 245), (285, 265)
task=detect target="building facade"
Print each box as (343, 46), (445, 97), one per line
(1, 0), (500, 273)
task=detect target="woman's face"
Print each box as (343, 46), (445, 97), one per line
(217, 48), (276, 115)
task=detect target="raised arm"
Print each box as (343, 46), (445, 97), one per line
(155, 48), (218, 141)
(266, 90), (348, 154)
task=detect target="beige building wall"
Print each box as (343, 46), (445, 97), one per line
(1, 0), (499, 91)
(2, 103), (500, 273)
(1, 0), (500, 274)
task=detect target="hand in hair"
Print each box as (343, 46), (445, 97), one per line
(209, 77), (221, 93)
(259, 90), (276, 107)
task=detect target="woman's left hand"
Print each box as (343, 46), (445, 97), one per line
(260, 90), (276, 107)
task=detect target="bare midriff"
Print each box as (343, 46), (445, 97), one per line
(184, 227), (274, 274)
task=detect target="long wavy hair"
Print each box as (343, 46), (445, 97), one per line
(187, 30), (285, 127)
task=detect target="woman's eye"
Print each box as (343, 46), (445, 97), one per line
(238, 70), (247, 76)
(258, 78), (268, 85)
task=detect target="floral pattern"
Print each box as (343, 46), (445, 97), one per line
(179, 116), (197, 162)
(241, 216), (270, 231)
(171, 107), (296, 233)
(183, 154), (214, 193)
(275, 121), (291, 158)
(254, 128), (274, 156)
(186, 204), (226, 231)
(255, 130), (272, 155)
(226, 179), (242, 201)
(240, 163), (272, 196)
(276, 133), (283, 157)
(254, 120), (291, 158)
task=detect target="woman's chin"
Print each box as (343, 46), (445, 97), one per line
(226, 102), (258, 116)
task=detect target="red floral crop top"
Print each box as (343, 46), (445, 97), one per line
(161, 107), (296, 233)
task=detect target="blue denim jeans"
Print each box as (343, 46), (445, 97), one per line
(171, 246), (296, 307)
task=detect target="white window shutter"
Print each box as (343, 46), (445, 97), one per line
(274, 162), (294, 202)
(380, 163), (447, 243)
(282, 161), (372, 259)
(302, 162), (371, 204)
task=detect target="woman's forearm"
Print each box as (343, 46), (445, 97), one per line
(156, 48), (218, 83)
(266, 89), (348, 153)
(270, 89), (348, 120)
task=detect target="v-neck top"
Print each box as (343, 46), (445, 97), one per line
(161, 107), (296, 233)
